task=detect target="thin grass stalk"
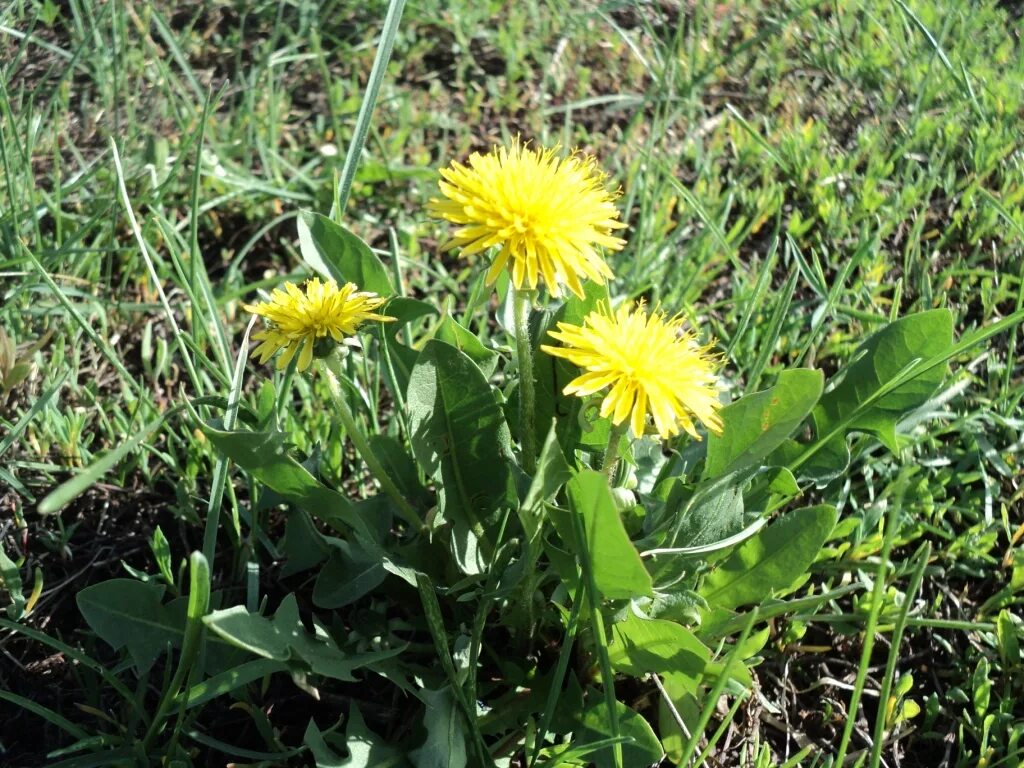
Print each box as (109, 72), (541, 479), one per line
(186, 88), (233, 375)
(676, 610), (758, 768)
(331, 0), (407, 220)
(528, 578), (585, 768)
(111, 140), (204, 396)
(693, 689), (748, 766)
(834, 473), (907, 763)
(868, 541), (931, 767)
(201, 317), (255, 566)
(415, 574), (493, 766)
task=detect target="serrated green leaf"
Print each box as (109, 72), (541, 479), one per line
(201, 422), (374, 543)
(282, 510), (333, 578)
(313, 542), (386, 609)
(304, 719), (346, 768)
(304, 708), (407, 768)
(203, 594), (400, 682)
(77, 579), (176, 673)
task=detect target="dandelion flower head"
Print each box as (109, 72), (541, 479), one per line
(244, 277), (391, 372)
(428, 138), (627, 298)
(541, 302), (723, 440)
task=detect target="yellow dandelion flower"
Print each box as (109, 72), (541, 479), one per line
(244, 277), (392, 372)
(428, 138), (627, 298)
(540, 302), (724, 441)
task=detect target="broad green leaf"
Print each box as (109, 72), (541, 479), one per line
(577, 694), (664, 768)
(340, 705), (408, 767)
(566, 471), (652, 600)
(699, 505), (837, 612)
(704, 368), (823, 479)
(664, 475), (746, 551)
(997, 609), (1020, 667)
(368, 434), (433, 511)
(379, 298), (437, 396)
(383, 297), (437, 328)
(203, 594), (400, 681)
(658, 671), (702, 762)
(304, 719), (346, 768)
(765, 466), (799, 496)
(533, 281), (609, 453)
(409, 687), (468, 768)
(281, 510), (333, 578)
(298, 211), (393, 296)
(313, 542), (386, 609)
(201, 422), (373, 542)
(77, 579), (177, 673)
(407, 340), (517, 556)
(807, 309), (953, 477)
(608, 612), (710, 680)
(436, 315), (498, 377)
(520, 422), (573, 541)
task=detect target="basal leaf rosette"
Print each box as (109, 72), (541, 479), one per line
(244, 277), (392, 371)
(428, 138), (627, 299)
(542, 301), (724, 440)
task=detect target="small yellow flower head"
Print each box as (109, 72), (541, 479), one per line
(541, 302), (724, 441)
(244, 278), (392, 371)
(428, 138), (627, 298)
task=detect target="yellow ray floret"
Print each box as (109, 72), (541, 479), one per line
(428, 138), (627, 298)
(244, 278), (392, 372)
(541, 302), (724, 441)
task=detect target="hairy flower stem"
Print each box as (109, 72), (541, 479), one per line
(321, 355), (421, 531)
(601, 421), (628, 483)
(513, 290), (538, 474)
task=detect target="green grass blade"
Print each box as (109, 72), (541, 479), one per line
(0, 370), (68, 459)
(868, 541), (931, 767)
(0, 689), (89, 740)
(834, 471), (907, 764)
(331, 0), (408, 220)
